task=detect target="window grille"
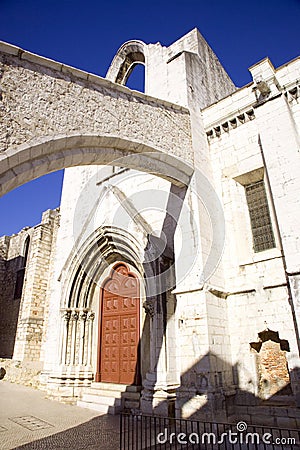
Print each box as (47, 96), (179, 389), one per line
(245, 180), (275, 252)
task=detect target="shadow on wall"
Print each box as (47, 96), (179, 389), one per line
(113, 349), (300, 426)
(5, 369), (300, 450)
(155, 355), (300, 427)
(0, 254), (24, 358)
(1, 178), (299, 428)
(107, 181), (300, 426)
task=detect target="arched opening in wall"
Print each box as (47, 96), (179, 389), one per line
(0, 234), (31, 358)
(250, 329), (292, 400)
(106, 42), (146, 89)
(125, 63), (145, 93)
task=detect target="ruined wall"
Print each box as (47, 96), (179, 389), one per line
(13, 209), (60, 364)
(0, 230), (31, 357)
(39, 210), (60, 364)
(0, 207), (59, 366)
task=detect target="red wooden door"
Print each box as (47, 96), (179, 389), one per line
(99, 263), (140, 384)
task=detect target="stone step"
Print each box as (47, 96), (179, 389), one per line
(122, 392), (140, 401)
(81, 393), (122, 407)
(77, 382), (141, 415)
(82, 387), (141, 401)
(83, 388), (124, 399)
(124, 399), (140, 409)
(88, 382), (141, 393)
(77, 400), (120, 415)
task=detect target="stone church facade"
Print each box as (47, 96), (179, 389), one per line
(0, 29), (300, 426)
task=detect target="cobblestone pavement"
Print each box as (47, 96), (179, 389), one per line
(0, 381), (120, 449)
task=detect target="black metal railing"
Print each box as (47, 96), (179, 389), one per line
(120, 413), (300, 449)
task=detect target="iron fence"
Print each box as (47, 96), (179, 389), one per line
(120, 413), (300, 449)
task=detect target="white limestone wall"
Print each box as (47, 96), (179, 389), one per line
(42, 31), (300, 414)
(203, 56), (300, 399)
(44, 160), (224, 410)
(43, 165), (182, 372)
(104, 29), (239, 415)
(146, 28), (235, 108)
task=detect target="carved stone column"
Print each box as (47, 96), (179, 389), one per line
(141, 237), (179, 416)
(86, 311), (95, 368)
(70, 310), (79, 366)
(78, 310), (87, 366)
(60, 310), (71, 365)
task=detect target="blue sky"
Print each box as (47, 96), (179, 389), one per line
(0, 0), (299, 236)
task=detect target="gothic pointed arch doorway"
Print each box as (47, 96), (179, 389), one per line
(96, 262), (140, 385)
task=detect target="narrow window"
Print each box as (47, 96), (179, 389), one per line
(245, 180), (275, 252)
(14, 236), (30, 299)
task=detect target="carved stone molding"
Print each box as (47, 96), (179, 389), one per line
(143, 299), (155, 318)
(87, 311), (95, 321)
(80, 311), (88, 321)
(71, 311), (79, 321)
(62, 310), (71, 322)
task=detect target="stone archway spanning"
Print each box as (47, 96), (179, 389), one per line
(0, 135), (192, 196)
(0, 41), (194, 197)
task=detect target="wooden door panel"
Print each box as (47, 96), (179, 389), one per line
(100, 314), (120, 383)
(103, 296), (119, 314)
(99, 263), (139, 385)
(122, 297), (138, 311)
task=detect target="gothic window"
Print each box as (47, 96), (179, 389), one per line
(245, 180), (275, 252)
(13, 236), (30, 300)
